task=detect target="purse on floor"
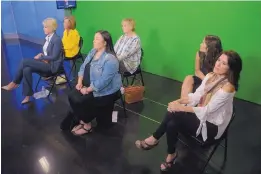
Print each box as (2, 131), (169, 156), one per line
(124, 80), (145, 104)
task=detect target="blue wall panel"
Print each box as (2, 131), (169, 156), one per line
(1, 1), (64, 39)
(11, 1), (39, 38)
(1, 1), (17, 34)
(34, 1), (64, 38)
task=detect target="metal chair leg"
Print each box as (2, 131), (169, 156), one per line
(140, 72), (145, 86)
(35, 76), (41, 91)
(81, 55), (84, 62)
(201, 144), (219, 173)
(47, 76), (57, 97)
(122, 76), (128, 87)
(131, 74), (137, 85)
(73, 60), (77, 78)
(68, 60), (76, 78)
(224, 136), (228, 161)
(121, 94), (127, 117)
(64, 73), (72, 89)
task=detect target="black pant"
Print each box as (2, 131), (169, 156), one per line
(153, 111), (218, 154)
(13, 59), (52, 96)
(68, 89), (118, 127)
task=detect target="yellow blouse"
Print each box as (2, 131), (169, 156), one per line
(62, 29), (80, 58)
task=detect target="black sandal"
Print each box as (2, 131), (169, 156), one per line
(160, 153), (178, 172)
(135, 140), (159, 150)
(71, 124), (84, 133)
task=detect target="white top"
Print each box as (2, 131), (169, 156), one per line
(187, 74), (235, 141)
(43, 33), (54, 56)
(114, 34), (142, 74)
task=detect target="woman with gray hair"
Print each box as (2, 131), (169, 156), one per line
(114, 18), (142, 74)
(2, 18), (63, 104)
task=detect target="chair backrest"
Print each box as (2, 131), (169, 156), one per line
(79, 37), (83, 50)
(190, 105), (236, 147)
(61, 48), (65, 61)
(211, 105), (236, 144)
(137, 48), (144, 70)
(222, 105), (236, 136)
(57, 48), (66, 73)
(141, 48), (144, 61)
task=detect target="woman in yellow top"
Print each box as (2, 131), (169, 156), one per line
(57, 16), (80, 84)
(63, 16), (80, 58)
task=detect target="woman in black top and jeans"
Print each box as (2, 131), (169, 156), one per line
(181, 35), (223, 98)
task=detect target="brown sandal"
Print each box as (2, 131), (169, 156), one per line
(135, 140), (159, 150)
(160, 153), (178, 172)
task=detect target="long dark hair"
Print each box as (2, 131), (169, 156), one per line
(223, 50), (242, 91)
(96, 30), (116, 57)
(199, 35), (223, 73)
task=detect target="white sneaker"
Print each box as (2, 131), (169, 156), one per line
(55, 75), (67, 85)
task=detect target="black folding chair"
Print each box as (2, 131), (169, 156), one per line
(115, 90), (127, 118)
(35, 50), (72, 97)
(64, 36), (84, 79)
(122, 48), (145, 86)
(178, 106), (236, 173)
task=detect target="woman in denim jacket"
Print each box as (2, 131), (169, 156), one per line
(60, 30), (122, 135)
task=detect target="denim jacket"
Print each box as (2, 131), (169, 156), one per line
(78, 49), (122, 97)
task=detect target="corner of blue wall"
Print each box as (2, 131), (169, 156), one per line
(2, 1), (66, 42)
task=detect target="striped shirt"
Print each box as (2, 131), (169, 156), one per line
(114, 34), (141, 74)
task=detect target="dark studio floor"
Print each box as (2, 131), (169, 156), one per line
(1, 39), (261, 174)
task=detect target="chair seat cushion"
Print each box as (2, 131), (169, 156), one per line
(123, 71), (132, 76)
(123, 68), (141, 77)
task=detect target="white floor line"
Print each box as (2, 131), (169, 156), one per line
(115, 95), (171, 124)
(143, 97), (168, 107)
(115, 104), (160, 124)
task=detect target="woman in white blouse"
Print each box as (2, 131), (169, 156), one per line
(135, 50), (242, 171)
(114, 18), (142, 74)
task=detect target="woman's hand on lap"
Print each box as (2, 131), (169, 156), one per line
(76, 83), (83, 90)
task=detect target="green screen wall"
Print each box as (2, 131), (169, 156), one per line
(72, 2), (261, 104)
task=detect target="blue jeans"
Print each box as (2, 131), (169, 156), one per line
(13, 59), (52, 96)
